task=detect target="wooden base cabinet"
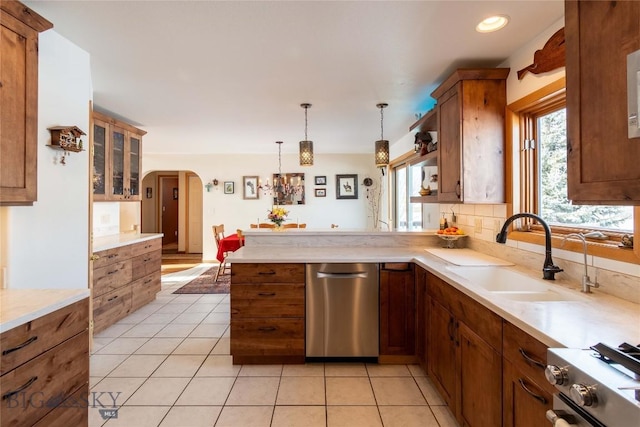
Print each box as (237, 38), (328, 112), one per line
(502, 322), (554, 427)
(230, 263), (305, 364)
(426, 272), (503, 427)
(415, 265), (428, 371)
(379, 263), (415, 361)
(0, 298), (89, 427)
(92, 238), (161, 333)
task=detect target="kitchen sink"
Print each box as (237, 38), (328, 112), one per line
(445, 266), (579, 302)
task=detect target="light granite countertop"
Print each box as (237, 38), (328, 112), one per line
(228, 246), (640, 350)
(0, 289), (90, 333)
(93, 232), (164, 252)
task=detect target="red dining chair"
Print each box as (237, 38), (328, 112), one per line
(212, 224), (229, 281)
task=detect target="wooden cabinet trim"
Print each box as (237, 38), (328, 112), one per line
(0, 1), (53, 32)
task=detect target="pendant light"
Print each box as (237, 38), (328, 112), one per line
(375, 103), (390, 167)
(299, 103), (313, 166)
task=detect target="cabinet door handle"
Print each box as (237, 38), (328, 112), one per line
(258, 271), (276, 275)
(2, 376), (38, 401)
(455, 181), (461, 199)
(519, 348), (546, 370)
(258, 292), (276, 297)
(258, 326), (277, 332)
(518, 378), (547, 404)
(1, 336), (38, 356)
(107, 295), (119, 302)
(107, 270), (118, 275)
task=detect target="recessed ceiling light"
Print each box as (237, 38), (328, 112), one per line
(476, 15), (509, 33)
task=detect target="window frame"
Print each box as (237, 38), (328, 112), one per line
(390, 151), (423, 230)
(506, 78), (639, 264)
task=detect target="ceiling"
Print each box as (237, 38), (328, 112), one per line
(25, 1), (564, 156)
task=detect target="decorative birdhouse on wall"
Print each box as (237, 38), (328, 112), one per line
(47, 126), (86, 152)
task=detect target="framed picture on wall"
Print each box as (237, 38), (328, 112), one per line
(336, 174), (358, 199)
(224, 181), (234, 194)
(315, 188), (326, 197)
(314, 176), (326, 185)
(243, 176), (259, 199)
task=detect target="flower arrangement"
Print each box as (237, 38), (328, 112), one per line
(267, 206), (289, 227)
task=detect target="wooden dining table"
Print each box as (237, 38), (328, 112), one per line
(216, 233), (243, 263)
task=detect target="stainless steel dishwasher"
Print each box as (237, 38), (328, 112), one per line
(306, 263), (379, 359)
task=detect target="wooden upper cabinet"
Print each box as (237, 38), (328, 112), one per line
(0, 1), (52, 206)
(91, 111), (146, 201)
(566, 0), (640, 204)
(432, 68), (509, 203)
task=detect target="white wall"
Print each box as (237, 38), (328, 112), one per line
(143, 152), (380, 260)
(4, 31), (92, 289)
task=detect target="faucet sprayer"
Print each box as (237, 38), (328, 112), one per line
(496, 213), (563, 280)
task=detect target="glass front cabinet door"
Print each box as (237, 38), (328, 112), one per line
(92, 119), (108, 200)
(111, 127), (126, 199)
(91, 111), (145, 201)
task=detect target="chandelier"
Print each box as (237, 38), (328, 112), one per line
(259, 141), (304, 201)
(375, 103), (390, 167)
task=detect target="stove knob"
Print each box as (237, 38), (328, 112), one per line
(545, 365), (568, 385)
(570, 384), (597, 407)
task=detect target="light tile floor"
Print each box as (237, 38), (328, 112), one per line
(89, 264), (459, 427)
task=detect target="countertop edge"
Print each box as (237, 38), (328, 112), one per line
(93, 233), (164, 252)
(1, 289), (90, 333)
(228, 246), (640, 350)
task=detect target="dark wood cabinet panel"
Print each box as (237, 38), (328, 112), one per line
(458, 322), (502, 427)
(379, 263), (415, 357)
(0, 2), (52, 205)
(231, 263), (305, 364)
(415, 265), (428, 371)
(503, 359), (552, 427)
(566, 0), (640, 204)
(427, 272), (503, 426)
(427, 296), (457, 409)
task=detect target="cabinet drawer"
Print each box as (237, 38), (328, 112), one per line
(231, 284), (304, 318)
(130, 238), (161, 258)
(131, 251), (161, 281)
(232, 263), (305, 283)
(131, 273), (161, 312)
(32, 383), (88, 427)
(1, 299), (88, 376)
(93, 287), (132, 334)
(0, 331), (89, 427)
(92, 245), (132, 270)
(231, 318), (304, 356)
(503, 322), (555, 395)
(93, 260), (132, 297)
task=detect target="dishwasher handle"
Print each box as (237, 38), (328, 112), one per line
(316, 271), (369, 279)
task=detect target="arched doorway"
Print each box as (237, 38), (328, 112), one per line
(141, 171), (203, 254)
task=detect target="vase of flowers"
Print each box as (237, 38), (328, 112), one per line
(267, 206), (289, 229)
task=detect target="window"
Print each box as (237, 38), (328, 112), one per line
(535, 108), (633, 232)
(392, 163), (422, 229)
(512, 79), (634, 247)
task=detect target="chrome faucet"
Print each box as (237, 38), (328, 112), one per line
(561, 233), (599, 293)
(496, 213), (563, 280)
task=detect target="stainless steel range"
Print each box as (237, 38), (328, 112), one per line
(545, 343), (640, 426)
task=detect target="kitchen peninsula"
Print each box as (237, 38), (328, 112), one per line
(228, 229), (640, 426)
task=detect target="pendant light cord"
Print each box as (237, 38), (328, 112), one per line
(304, 106), (309, 141)
(380, 107), (384, 140)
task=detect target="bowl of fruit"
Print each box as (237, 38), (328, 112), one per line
(436, 226), (467, 248)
